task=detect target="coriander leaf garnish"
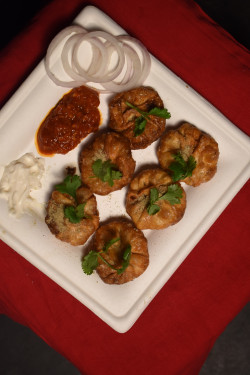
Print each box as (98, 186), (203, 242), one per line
(81, 250), (99, 275)
(147, 107), (171, 118)
(64, 203), (89, 223)
(147, 188), (161, 215)
(159, 184), (183, 205)
(55, 175), (81, 200)
(103, 237), (120, 252)
(147, 184), (183, 215)
(125, 101), (171, 137)
(116, 245), (131, 275)
(91, 159), (102, 176)
(81, 238), (131, 276)
(82, 238), (120, 275)
(134, 116), (147, 136)
(169, 152), (196, 182)
(92, 159), (122, 186)
(147, 204), (161, 216)
(55, 175), (90, 223)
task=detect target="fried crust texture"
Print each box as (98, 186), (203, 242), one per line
(45, 186), (99, 246)
(79, 132), (135, 195)
(108, 86), (166, 149)
(157, 123), (219, 186)
(95, 221), (149, 284)
(126, 168), (186, 230)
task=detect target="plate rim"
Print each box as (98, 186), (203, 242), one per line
(0, 5), (250, 333)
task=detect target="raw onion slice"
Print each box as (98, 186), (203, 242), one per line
(61, 33), (88, 81)
(45, 26), (151, 92)
(62, 34), (108, 81)
(101, 35), (151, 92)
(101, 42), (142, 92)
(118, 35), (151, 85)
(87, 43), (103, 76)
(72, 31), (125, 83)
(45, 25), (88, 87)
(72, 34), (109, 82)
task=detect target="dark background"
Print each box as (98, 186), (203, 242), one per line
(0, 1), (249, 374)
(0, 0), (250, 50)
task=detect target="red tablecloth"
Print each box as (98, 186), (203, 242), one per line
(0, 0), (249, 374)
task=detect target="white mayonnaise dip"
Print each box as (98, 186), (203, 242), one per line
(0, 153), (45, 217)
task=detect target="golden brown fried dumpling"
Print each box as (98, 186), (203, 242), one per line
(157, 123), (219, 186)
(45, 186), (99, 246)
(108, 86), (167, 149)
(79, 132), (136, 195)
(94, 221), (149, 284)
(126, 168), (186, 230)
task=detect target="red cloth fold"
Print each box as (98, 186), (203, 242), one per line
(0, 1), (249, 374)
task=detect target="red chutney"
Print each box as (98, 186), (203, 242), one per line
(36, 85), (100, 155)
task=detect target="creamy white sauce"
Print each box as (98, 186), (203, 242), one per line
(0, 153), (45, 217)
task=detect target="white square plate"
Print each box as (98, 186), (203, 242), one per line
(0, 6), (249, 333)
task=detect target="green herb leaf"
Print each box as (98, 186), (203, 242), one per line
(147, 188), (160, 215)
(92, 159), (122, 186)
(103, 237), (120, 252)
(148, 107), (171, 119)
(147, 203), (161, 216)
(134, 117), (147, 136)
(149, 186), (159, 203)
(125, 101), (149, 117)
(116, 245), (132, 274)
(159, 184), (183, 205)
(91, 159), (102, 176)
(75, 203), (87, 218)
(81, 251), (99, 275)
(81, 239), (131, 276)
(186, 155), (197, 176)
(169, 153), (196, 182)
(64, 206), (79, 223)
(125, 101), (171, 137)
(55, 175), (81, 200)
(111, 170), (123, 183)
(64, 203), (88, 223)
(147, 184), (183, 215)
(98, 244), (131, 275)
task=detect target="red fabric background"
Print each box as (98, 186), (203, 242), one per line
(0, 0), (249, 374)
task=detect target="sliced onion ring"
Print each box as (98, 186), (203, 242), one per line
(45, 26), (88, 88)
(118, 35), (151, 85)
(72, 31), (125, 83)
(101, 43), (142, 92)
(61, 33), (88, 81)
(45, 26), (151, 93)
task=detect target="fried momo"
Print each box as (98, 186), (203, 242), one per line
(157, 123), (219, 186)
(45, 186), (99, 246)
(108, 86), (167, 149)
(126, 168), (186, 230)
(79, 132), (135, 195)
(95, 221), (149, 284)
